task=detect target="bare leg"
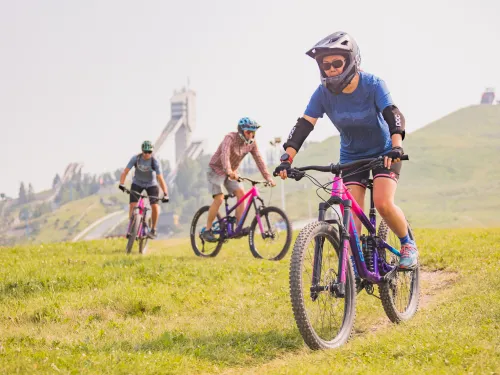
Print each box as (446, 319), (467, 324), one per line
(129, 203), (137, 219)
(346, 185), (366, 235)
(233, 187), (246, 223)
(373, 178), (407, 237)
(151, 204), (159, 229)
(206, 194), (224, 230)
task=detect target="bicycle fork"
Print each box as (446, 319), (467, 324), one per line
(310, 200), (352, 299)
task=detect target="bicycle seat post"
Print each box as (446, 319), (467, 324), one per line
(361, 178), (376, 226)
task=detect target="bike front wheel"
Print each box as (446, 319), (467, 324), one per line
(378, 219), (420, 323)
(138, 217), (152, 254)
(249, 206), (292, 261)
(190, 206), (225, 257)
(126, 214), (140, 254)
(289, 221), (356, 350)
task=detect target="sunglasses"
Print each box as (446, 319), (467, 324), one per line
(143, 150), (152, 154)
(321, 59), (345, 71)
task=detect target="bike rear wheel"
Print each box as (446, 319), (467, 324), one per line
(126, 214), (140, 254)
(190, 206), (225, 257)
(249, 206), (292, 261)
(378, 219), (420, 323)
(289, 221), (356, 350)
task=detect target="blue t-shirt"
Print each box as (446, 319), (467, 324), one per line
(305, 72), (394, 163)
(126, 155), (162, 188)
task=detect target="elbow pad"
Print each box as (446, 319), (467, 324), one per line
(382, 105), (406, 140)
(283, 117), (314, 152)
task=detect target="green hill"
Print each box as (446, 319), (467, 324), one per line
(1, 194), (128, 246)
(282, 105), (500, 227)
(5, 105), (498, 246)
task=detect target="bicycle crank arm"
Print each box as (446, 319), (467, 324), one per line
(382, 266), (398, 282)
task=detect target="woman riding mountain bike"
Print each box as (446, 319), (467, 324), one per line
(275, 31), (418, 269)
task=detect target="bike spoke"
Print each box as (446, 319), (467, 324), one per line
(193, 210), (222, 256)
(302, 235), (345, 341)
(378, 219), (420, 322)
(252, 210), (289, 260)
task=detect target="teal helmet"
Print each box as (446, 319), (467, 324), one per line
(141, 140), (154, 152)
(237, 117), (261, 145)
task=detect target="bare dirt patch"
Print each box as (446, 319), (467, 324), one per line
(366, 269), (460, 333)
(419, 269), (460, 308)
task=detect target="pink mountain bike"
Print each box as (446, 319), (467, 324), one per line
(276, 155), (420, 350)
(123, 188), (168, 254)
(190, 177), (292, 260)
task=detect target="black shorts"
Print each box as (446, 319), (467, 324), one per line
(343, 162), (401, 188)
(129, 183), (160, 204)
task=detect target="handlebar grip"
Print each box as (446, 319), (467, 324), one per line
(401, 154), (409, 161)
(273, 171), (279, 177)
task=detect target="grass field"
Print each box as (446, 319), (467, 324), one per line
(1, 227), (499, 374)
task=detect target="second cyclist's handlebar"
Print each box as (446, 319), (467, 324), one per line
(121, 187), (169, 202)
(227, 175), (273, 187)
(273, 155), (409, 180)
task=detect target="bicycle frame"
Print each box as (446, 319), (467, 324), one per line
(221, 185), (266, 238)
(314, 175), (402, 291)
(127, 196), (149, 238)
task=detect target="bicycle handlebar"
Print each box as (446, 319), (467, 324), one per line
(238, 177), (272, 186)
(272, 155), (409, 180)
(226, 175), (272, 187)
(122, 187), (169, 202)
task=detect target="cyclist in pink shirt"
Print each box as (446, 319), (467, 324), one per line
(202, 117), (276, 242)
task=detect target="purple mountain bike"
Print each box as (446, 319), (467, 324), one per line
(277, 155), (420, 350)
(190, 177), (292, 260)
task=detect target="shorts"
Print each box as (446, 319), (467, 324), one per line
(207, 168), (241, 197)
(343, 162), (402, 188)
(130, 183), (160, 204)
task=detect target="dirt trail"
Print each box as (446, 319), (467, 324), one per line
(419, 269), (460, 307)
(366, 269), (460, 333)
(220, 269), (460, 375)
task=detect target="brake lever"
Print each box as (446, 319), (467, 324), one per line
(288, 169), (305, 181)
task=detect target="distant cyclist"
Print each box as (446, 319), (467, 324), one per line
(274, 32), (418, 269)
(119, 140), (169, 239)
(201, 117), (276, 242)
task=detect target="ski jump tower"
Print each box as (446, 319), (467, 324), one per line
(153, 88), (204, 185)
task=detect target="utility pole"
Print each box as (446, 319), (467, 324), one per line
(305, 181), (312, 219)
(270, 137), (285, 211)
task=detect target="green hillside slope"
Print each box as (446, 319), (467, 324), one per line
(283, 105), (500, 227)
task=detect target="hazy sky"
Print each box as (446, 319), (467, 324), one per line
(1, 0), (499, 197)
